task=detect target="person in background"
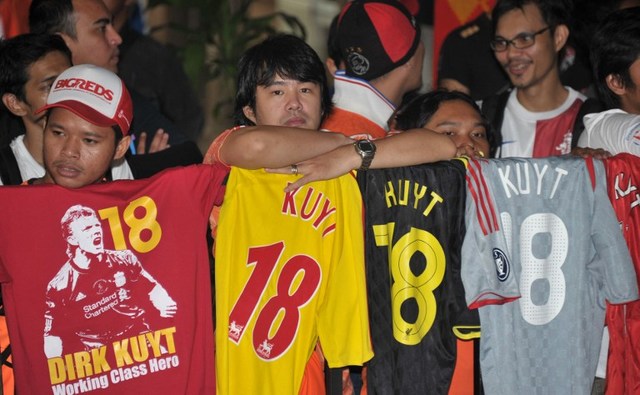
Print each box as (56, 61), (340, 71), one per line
(480, 0), (600, 158)
(576, 6), (640, 157)
(322, 0), (425, 139)
(0, 33), (140, 184)
(28, 0), (189, 152)
(0, 32), (198, 184)
(572, 8), (640, 394)
(392, 89), (491, 159)
(102, 0), (205, 142)
(438, 2), (510, 101)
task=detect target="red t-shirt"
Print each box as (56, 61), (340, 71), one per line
(0, 165), (227, 394)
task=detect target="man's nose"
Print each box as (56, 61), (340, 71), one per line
(61, 137), (81, 158)
(107, 25), (122, 46)
(286, 93), (302, 111)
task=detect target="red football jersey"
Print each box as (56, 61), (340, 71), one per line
(604, 153), (640, 395)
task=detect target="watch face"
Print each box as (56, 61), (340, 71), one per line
(357, 139), (376, 153)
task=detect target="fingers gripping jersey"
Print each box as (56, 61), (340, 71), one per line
(357, 161), (479, 394)
(604, 153), (640, 395)
(215, 168), (373, 395)
(0, 165), (227, 394)
(462, 157), (638, 395)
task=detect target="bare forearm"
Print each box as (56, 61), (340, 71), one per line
(266, 128), (458, 191)
(370, 128), (457, 168)
(219, 126), (352, 168)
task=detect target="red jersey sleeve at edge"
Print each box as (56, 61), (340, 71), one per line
(203, 126), (244, 167)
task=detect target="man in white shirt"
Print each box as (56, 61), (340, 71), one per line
(577, 7), (640, 156)
(482, 0), (591, 158)
(573, 8), (640, 394)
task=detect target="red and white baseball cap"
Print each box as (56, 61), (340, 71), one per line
(37, 64), (133, 135)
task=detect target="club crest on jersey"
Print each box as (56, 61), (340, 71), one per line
(492, 248), (510, 282)
(346, 48), (370, 76)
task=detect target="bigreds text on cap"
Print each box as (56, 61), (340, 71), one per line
(37, 64), (133, 135)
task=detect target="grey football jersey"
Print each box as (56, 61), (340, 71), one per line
(462, 156), (638, 394)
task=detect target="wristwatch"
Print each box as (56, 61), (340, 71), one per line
(354, 139), (376, 171)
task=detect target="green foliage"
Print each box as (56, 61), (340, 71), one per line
(146, 0), (306, 118)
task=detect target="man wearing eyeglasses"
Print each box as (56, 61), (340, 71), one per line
(481, 0), (598, 158)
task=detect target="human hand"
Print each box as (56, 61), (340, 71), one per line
(571, 146), (611, 160)
(137, 129), (170, 154)
(266, 144), (359, 192)
(455, 144), (486, 159)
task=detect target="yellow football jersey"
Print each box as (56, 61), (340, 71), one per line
(215, 168), (373, 395)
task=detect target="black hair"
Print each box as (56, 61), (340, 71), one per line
(327, 15), (343, 69)
(491, 0), (572, 35)
(590, 7), (640, 109)
(0, 33), (71, 104)
(393, 89), (488, 131)
(29, 0), (77, 37)
(234, 34), (332, 126)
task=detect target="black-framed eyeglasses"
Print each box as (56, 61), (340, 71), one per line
(490, 27), (550, 52)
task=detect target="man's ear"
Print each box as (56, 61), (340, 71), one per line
(243, 105), (257, 124)
(326, 58), (338, 76)
(57, 32), (72, 46)
(1, 93), (28, 117)
(113, 135), (131, 161)
(553, 24), (569, 52)
(57, 32), (77, 61)
(605, 74), (627, 96)
(388, 114), (398, 130)
(403, 50), (419, 71)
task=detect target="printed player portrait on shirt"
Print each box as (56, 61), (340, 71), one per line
(43, 205), (177, 358)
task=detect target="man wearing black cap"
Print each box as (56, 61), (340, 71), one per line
(322, 0), (425, 139)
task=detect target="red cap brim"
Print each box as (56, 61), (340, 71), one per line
(36, 101), (125, 134)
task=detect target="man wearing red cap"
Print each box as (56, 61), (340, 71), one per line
(0, 64), (226, 393)
(322, 0), (425, 139)
(32, 64), (133, 188)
